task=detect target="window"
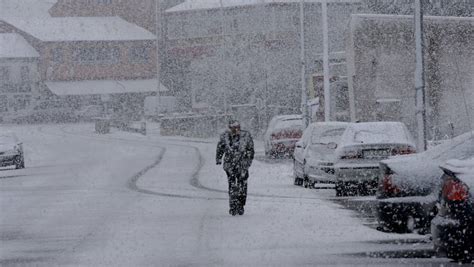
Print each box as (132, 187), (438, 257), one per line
(13, 95), (31, 111)
(0, 67), (10, 83)
(74, 47), (120, 64)
(129, 46), (150, 63)
(0, 95), (7, 112)
(51, 48), (63, 63)
(20, 66), (29, 83)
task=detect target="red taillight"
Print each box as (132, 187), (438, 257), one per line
(382, 174), (401, 196)
(442, 178), (469, 202)
(392, 146), (416, 156)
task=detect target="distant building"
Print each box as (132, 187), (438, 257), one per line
(0, 16), (166, 118)
(50, 0), (185, 33)
(347, 14), (474, 139)
(164, 0), (362, 123)
(0, 33), (40, 122)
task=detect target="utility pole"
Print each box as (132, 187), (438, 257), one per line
(414, 0), (427, 151)
(219, 0), (229, 115)
(322, 0), (330, 122)
(299, 0), (308, 128)
(155, 0), (162, 118)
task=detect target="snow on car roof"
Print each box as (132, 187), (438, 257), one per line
(339, 122), (415, 147)
(383, 131), (474, 190)
(0, 132), (19, 143)
(442, 157), (474, 196)
(273, 118), (303, 131)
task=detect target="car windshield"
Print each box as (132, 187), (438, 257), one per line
(342, 123), (413, 146)
(311, 127), (346, 145)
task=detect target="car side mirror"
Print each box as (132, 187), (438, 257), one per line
(327, 142), (337, 149)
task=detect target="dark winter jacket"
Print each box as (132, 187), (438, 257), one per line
(216, 130), (254, 173)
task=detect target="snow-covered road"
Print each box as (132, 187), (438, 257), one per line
(0, 124), (456, 266)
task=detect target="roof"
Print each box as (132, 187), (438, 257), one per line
(2, 16), (156, 42)
(45, 79), (168, 96)
(0, 33), (39, 58)
(167, 0), (361, 12)
(0, 0), (57, 19)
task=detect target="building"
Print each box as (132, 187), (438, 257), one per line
(347, 14), (474, 139)
(49, 0), (185, 33)
(0, 14), (166, 119)
(164, 0), (362, 128)
(0, 33), (40, 122)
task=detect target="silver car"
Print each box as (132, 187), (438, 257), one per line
(334, 122), (416, 196)
(293, 122), (349, 187)
(0, 133), (25, 169)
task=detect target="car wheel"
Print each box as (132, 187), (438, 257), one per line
(15, 155), (25, 169)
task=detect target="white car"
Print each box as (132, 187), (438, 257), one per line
(293, 122), (349, 187)
(334, 121), (416, 196)
(0, 132), (25, 169)
(264, 115), (303, 157)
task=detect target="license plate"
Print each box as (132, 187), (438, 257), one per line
(363, 149), (389, 159)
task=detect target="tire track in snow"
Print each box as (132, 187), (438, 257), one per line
(43, 124), (325, 202)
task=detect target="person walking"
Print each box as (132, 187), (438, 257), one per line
(216, 120), (254, 216)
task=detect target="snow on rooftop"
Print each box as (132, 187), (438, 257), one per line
(2, 16), (156, 42)
(0, 33), (39, 58)
(0, 0), (57, 19)
(45, 79), (168, 96)
(166, 0), (360, 12)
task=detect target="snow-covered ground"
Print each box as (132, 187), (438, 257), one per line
(0, 124), (457, 266)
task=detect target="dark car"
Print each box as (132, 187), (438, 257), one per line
(0, 132), (25, 169)
(431, 158), (473, 263)
(376, 131), (474, 233)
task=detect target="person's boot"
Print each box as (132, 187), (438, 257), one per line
(229, 208), (237, 216)
(237, 206), (244, 215)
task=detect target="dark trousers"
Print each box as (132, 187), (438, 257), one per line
(226, 168), (248, 210)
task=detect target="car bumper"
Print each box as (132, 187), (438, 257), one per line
(270, 141), (297, 154)
(377, 199), (435, 230)
(306, 166), (336, 183)
(335, 164), (379, 182)
(431, 215), (474, 258)
(0, 154), (19, 167)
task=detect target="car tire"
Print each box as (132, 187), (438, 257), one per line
(15, 155), (25, 169)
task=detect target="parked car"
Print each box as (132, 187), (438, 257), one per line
(431, 157), (473, 263)
(264, 115), (303, 158)
(0, 132), (25, 169)
(293, 122), (349, 187)
(376, 131), (474, 233)
(334, 122), (416, 196)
